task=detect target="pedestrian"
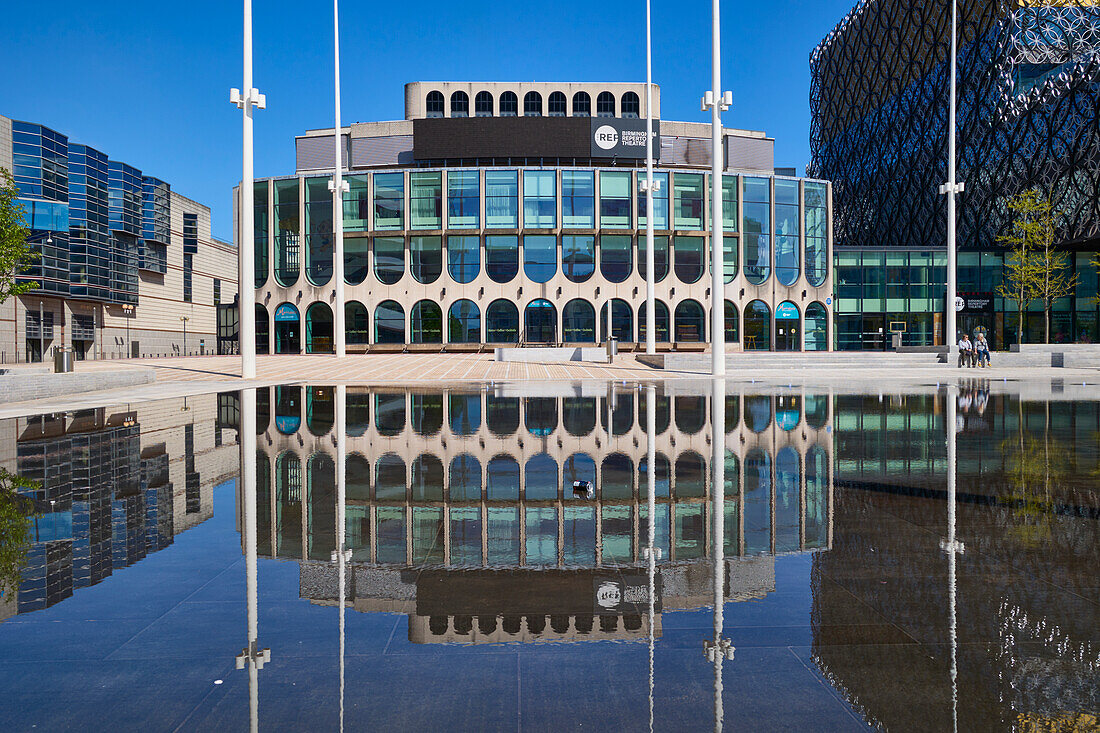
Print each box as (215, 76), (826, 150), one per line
(975, 333), (990, 368)
(957, 333), (974, 368)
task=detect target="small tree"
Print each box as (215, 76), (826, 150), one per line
(0, 167), (38, 305)
(996, 190), (1042, 346)
(0, 468), (38, 600)
(1027, 196), (1077, 343)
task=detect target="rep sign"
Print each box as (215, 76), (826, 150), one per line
(590, 119), (660, 159)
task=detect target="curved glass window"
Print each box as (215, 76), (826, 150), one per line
(305, 302), (334, 354)
(374, 236), (404, 284)
(274, 302), (300, 354)
(621, 91), (640, 118)
(274, 179), (300, 287)
(525, 397), (558, 436)
(717, 236), (738, 282)
(346, 301), (369, 345)
(449, 455), (482, 501)
(805, 394), (829, 429)
(775, 395), (801, 431)
(673, 173), (704, 229)
(254, 181), (268, 287)
(410, 235), (442, 283)
(450, 91), (468, 118)
(447, 170), (479, 228)
(524, 91), (543, 116)
(744, 300), (771, 350)
(596, 92), (615, 117)
(602, 454), (634, 499)
(447, 393), (481, 435)
(724, 394), (740, 434)
(600, 235), (631, 282)
(640, 390), (670, 434)
(548, 91), (567, 116)
(637, 171), (669, 229)
(447, 235), (479, 283)
(485, 455), (520, 499)
(601, 391), (634, 435)
(745, 448), (772, 553)
(674, 300), (705, 342)
(599, 171), (631, 228)
(374, 453), (406, 501)
(485, 235), (518, 282)
(412, 395), (444, 436)
(307, 453), (336, 559)
(499, 91), (518, 116)
(373, 172), (404, 230)
(805, 301), (828, 351)
(343, 175), (369, 232)
(563, 299), (596, 342)
(347, 392), (370, 437)
(275, 387), (301, 434)
(448, 299), (480, 343)
(563, 452), (596, 493)
(374, 300), (405, 344)
(411, 300), (443, 343)
(486, 299), (519, 342)
(523, 235), (557, 282)
(425, 90), (444, 117)
(639, 234), (669, 282)
(256, 304), (270, 354)
(639, 453), (670, 498)
(675, 396), (706, 434)
(562, 235), (595, 282)
(346, 454), (369, 500)
(572, 92), (591, 116)
(411, 455), (444, 501)
(805, 445), (829, 549)
(776, 446), (801, 552)
(724, 300), (739, 344)
(744, 395), (771, 432)
(599, 299), (633, 342)
(743, 177), (771, 284)
(344, 236), (369, 285)
(562, 171), (594, 227)
(410, 172), (442, 230)
(487, 396), (520, 435)
(675, 451), (706, 497)
(524, 453), (557, 500)
(638, 300), (670, 342)
(775, 179), (800, 286)
(673, 236), (704, 284)
(375, 393), (406, 437)
(721, 174), (739, 231)
(304, 178), (334, 286)
(805, 181), (828, 286)
(523, 171), (556, 228)
(524, 299), (557, 343)
(485, 170), (518, 228)
(776, 300), (800, 351)
(562, 397), (596, 436)
(474, 91), (493, 117)
(307, 387), (335, 435)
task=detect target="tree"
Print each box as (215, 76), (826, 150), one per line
(0, 167), (38, 305)
(0, 468), (38, 600)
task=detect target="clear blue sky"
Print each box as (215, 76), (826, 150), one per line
(1, 0), (855, 241)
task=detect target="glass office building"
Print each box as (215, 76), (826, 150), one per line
(811, 0), (1100, 348)
(246, 82), (834, 353)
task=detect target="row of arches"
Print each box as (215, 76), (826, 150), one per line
(260, 386), (830, 438)
(426, 90), (639, 119)
(260, 299), (830, 352)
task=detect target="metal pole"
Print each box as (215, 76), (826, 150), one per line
(940, 384), (963, 733)
(335, 385), (347, 732)
(331, 0), (346, 359)
(644, 0), (656, 355)
(710, 377), (727, 730)
(39, 301), (44, 363)
(237, 0), (259, 379)
(237, 387), (263, 733)
(645, 383), (657, 732)
(941, 0), (963, 353)
(709, 0), (725, 376)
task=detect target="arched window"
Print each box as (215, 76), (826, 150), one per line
(805, 445), (829, 549)
(601, 453), (634, 499)
(775, 179), (800, 286)
(425, 90), (444, 118)
(572, 91), (591, 116)
(805, 181), (828, 286)
(304, 303), (333, 353)
(775, 301), (801, 351)
(411, 300), (443, 343)
(744, 395), (771, 432)
(347, 393), (371, 437)
(448, 393), (481, 435)
(474, 91), (493, 117)
(256, 304), (270, 354)
(724, 300), (739, 344)
(447, 235), (479, 283)
(525, 299), (557, 343)
(599, 299), (633, 342)
(744, 300), (771, 350)
(639, 452), (670, 498)
(563, 299), (596, 343)
(499, 91), (518, 117)
(562, 397), (596, 436)
(274, 302), (300, 354)
(548, 91), (567, 116)
(621, 91), (640, 118)
(487, 455), (521, 500)
(805, 301), (828, 351)
(345, 301), (369, 346)
(524, 91), (543, 116)
(485, 235), (519, 283)
(673, 236), (704, 284)
(562, 235), (595, 282)
(274, 179), (300, 287)
(374, 453), (406, 499)
(523, 235), (557, 282)
(275, 387), (301, 434)
(775, 394), (802, 431)
(412, 395), (443, 435)
(745, 448), (772, 554)
(448, 299), (481, 343)
(449, 454), (482, 501)
(304, 178), (334, 286)
(374, 300), (405, 344)
(805, 394), (829, 429)
(562, 453), (596, 495)
(307, 387), (335, 435)
(524, 453), (557, 499)
(743, 177), (771, 284)
(411, 454), (444, 500)
(639, 235), (669, 282)
(640, 390), (670, 434)
(486, 396), (520, 436)
(674, 300), (705, 342)
(600, 235), (632, 282)
(675, 396), (706, 434)
(411, 235), (442, 284)
(675, 451), (706, 497)
(525, 397), (558, 436)
(486, 299), (519, 343)
(345, 236), (369, 285)
(638, 300), (670, 342)
(596, 92), (615, 117)
(375, 393), (406, 436)
(776, 446), (801, 552)
(450, 90), (469, 118)
(374, 236), (404, 284)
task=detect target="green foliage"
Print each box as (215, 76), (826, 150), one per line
(0, 166), (39, 305)
(0, 468), (38, 600)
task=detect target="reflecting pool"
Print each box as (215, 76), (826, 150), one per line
(0, 380), (1097, 731)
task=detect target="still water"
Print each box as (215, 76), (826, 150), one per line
(0, 380), (1097, 731)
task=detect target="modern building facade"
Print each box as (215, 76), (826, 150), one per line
(239, 82), (833, 353)
(0, 114), (237, 362)
(810, 1), (1100, 349)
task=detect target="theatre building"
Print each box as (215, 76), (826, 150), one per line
(239, 82), (833, 353)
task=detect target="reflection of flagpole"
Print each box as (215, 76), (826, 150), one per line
(645, 385), (658, 733)
(335, 386), (349, 733)
(941, 384), (964, 733)
(236, 388), (270, 733)
(705, 378), (732, 731)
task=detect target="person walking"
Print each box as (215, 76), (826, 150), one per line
(957, 333), (974, 368)
(975, 333), (990, 368)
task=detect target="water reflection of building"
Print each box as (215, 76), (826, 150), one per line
(242, 384), (834, 643)
(0, 394), (240, 619)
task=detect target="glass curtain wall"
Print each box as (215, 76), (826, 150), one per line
(804, 181), (828, 286)
(410, 172), (442, 229)
(305, 178), (333, 286)
(374, 236), (404, 284)
(486, 235), (519, 282)
(374, 173), (404, 230)
(637, 171), (669, 229)
(523, 171), (556, 228)
(600, 172), (631, 228)
(254, 181), (268, 287)
(447, 235), (479, 283)
(743, 177), (771, 284)
(274, 179), (300, 286)
(674, 173), (704, 229)
(485, 171), (518, 228)
(774, 179), (800, 286)
(562, 171), (595, 227)
(447, 171), (479, 228)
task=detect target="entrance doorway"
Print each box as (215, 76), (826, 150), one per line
(775, 301), (801, 351)
(274, 302), (301, 354)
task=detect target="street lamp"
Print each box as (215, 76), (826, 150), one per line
(122, 304), (134, 358)
(642, 0), (658, 356)
(180, 316), (189, 356)
(330, 0), (348, 359)
(939, 0), (964, 353)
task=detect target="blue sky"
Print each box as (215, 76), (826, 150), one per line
(1, 0), (855, 241)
